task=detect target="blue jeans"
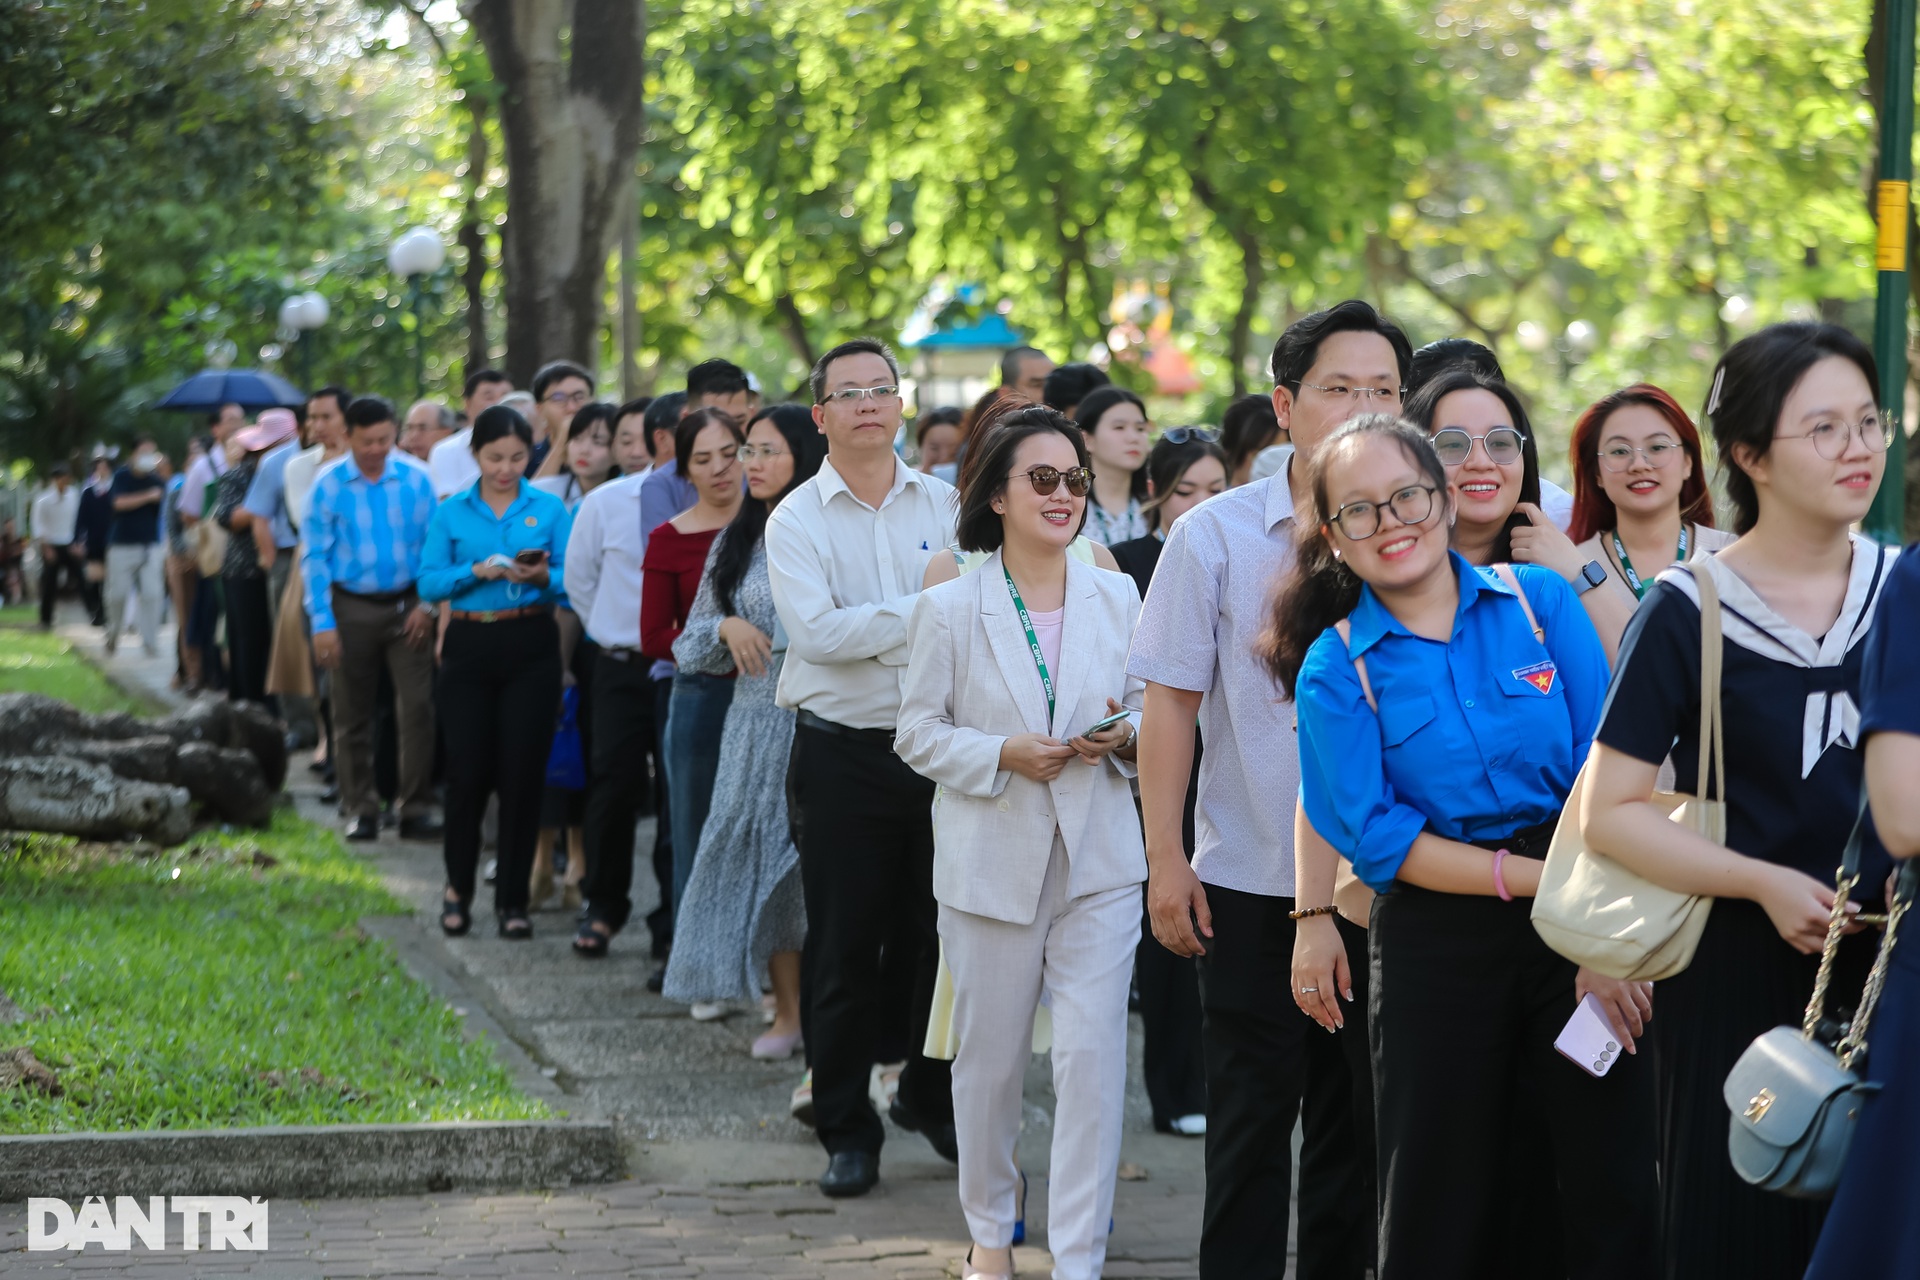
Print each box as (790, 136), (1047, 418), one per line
(664, 672), (735, 925)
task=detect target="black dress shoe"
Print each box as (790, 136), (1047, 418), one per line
(344, 815), (379, 842)
(320, 783), (341, 805)
(399, 815), (444, 841)
(889, 1097), (959, 1163)
(819, 1150), (878, 1198)
(646, 965), (666, 993)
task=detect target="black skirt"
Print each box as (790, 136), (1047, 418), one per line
(1655, 897), (1876, 1280)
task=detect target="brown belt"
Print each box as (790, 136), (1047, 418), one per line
(449, 605), (551, 623)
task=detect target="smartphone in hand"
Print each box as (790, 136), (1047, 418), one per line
(514, 548), (549, 565)
(1079, 708), (1132, 738)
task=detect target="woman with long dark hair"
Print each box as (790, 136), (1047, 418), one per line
(1582, 324), (1899, 1280)
(655, 405), (826, 1058)
(1073, 386), (1152, 544)
(1272, 413), (1656, 1279)
(1565, 384), (1732, 658)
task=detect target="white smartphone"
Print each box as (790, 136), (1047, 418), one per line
(1078, 708), (1133, 738)
(1555, 992), (1624, 1078)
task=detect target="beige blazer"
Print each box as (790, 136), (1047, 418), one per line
(897, 550), (1148, 925)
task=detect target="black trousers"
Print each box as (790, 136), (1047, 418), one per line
(438, 615), (561, 914)
(222, 572), (273, 704)
(648, 674), (674, 952)
(1196, 883), (1374, 1280)
(788, 718), (952, 1156)
(38, 543), (87, 626)
(581, 650), (664, 935)
(1369, 885), (1659, 1280)
(1139, 731), (1208, 1128)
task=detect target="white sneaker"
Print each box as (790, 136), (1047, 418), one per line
(1168, 1113), (1207, 1137)
(868, 1060), (906, 1113)
(690, 1001), (730, 1022)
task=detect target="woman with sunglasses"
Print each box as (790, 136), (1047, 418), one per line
(1270, 414), (1657, 1280)
(1073, 387), (1153, 544)
(897, 406), (1147, 1280)
(1565, 385), (1733, 658)
(1581, 324), (1899, 1280)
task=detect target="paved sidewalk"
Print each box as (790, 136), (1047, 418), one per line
(1, 610), (1223, 1277)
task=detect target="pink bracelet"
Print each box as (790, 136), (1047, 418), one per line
(1492, 849), (1514, 902)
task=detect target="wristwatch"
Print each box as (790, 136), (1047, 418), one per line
(1571, 560), (1608, 596)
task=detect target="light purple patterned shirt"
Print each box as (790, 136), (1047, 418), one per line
(1126, 473), (1301, 897)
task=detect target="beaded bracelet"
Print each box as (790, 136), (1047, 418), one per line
(1288, 904), (1338, 921)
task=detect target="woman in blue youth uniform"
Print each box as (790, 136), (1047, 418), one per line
(417, 405), (574, 940)
(1269, 415), (1658, 1280)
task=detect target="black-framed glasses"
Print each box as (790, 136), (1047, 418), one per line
(1298, 381), (1403, 404)
(1326, 484), (1438, 540)
(1775, 412), (1894, 461)
(1431, 426), (1526, 467)
(1160, 427), (1219, 444)
(1597, 438), (1681, 472)
(1013, 464), (1093, 497)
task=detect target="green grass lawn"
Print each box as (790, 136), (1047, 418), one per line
(0, 635), (549, 1134)
(0, 626), (152, 715)
(0, 815), (552, 1133)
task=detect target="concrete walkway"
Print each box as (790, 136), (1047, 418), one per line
(1, 610), (1224, 1277)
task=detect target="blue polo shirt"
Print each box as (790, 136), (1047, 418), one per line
(1296, 553), (1610, 892)
(241, 440), (302, 549)
(417, 479), (572, 613)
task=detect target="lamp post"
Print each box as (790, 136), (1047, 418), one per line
(277, 291), (329, 391)
(1867, 0), (1915, 545)
(387, 226), (446, 399)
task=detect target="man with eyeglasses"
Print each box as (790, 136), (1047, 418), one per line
(530, 360), (595, 478)
(1130, 300), (1407, 1279)
(766, 337), (958, 1200)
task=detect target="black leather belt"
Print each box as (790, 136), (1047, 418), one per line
(600, 646), (642, 663)
(796, 709), (895, 749)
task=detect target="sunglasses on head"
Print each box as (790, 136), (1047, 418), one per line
(1012, 464), (1094, 497)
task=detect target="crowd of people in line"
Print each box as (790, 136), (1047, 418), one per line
(24, 301), (1920, 1280)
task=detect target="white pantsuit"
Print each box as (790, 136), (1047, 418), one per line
(898, 551), (1147, 1280)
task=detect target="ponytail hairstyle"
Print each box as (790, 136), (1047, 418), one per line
(1402, 366), (1539, 564)
(709, 404), (826, 614)
(1263, 414), (1452, 698)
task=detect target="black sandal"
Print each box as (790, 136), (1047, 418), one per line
(498, 910), (532, 940)
(572, 918), (614, 959)
(440, 890), (472, 937)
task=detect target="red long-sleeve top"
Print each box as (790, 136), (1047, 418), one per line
(639, 522), (724, 666)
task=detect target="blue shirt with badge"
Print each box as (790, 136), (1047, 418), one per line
(417, 478), (573, 612)
(1297, 552), (1610, 892)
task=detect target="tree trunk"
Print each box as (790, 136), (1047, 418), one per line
(463, 0), (649, 386)
(459, 96), (493, 380)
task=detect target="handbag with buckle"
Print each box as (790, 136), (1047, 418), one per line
(1531, 566), (1724, 980)
(1723, 799), (1916, 1199)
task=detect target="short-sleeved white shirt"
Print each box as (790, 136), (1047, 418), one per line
(1126, 473), (1301, 897)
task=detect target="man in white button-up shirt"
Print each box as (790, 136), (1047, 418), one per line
(1130, 301), (1411, 1279)
(31, 464), (82, 628)
(766, 338), (957, 1200)
(565, 398), (677, 968)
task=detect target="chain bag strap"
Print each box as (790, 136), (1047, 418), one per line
(1725, 788), (1915, 1199)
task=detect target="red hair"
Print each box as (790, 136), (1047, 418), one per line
(1566, 383), (1716, 543)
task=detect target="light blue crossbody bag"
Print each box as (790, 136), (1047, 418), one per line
(1724, 796), (1917, 1198)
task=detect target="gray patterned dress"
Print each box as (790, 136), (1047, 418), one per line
(661, 535), (807, 1003)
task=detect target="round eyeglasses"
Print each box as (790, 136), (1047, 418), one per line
(1326, 484), (1439, 541)
(1160, 427), (1219, 444)
(1598, 438), (1681, 472)
(1775, 412), (1894, 461)
(1431, 427), (1526, 467)
(1012, 464), (1093, 498)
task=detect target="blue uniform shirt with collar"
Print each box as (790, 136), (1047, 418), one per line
(416, 478), (573, 612)
(1297, 552), (1610, 893)
(301, 453), (439, 633)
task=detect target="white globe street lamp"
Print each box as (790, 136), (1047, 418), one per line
(389, 227), (446, 397)
(278, 291), (330, 387)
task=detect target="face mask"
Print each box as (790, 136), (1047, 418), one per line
(133, 451), (159, 473)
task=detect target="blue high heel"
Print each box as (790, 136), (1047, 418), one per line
(1011, 1170), (1028, 1245)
